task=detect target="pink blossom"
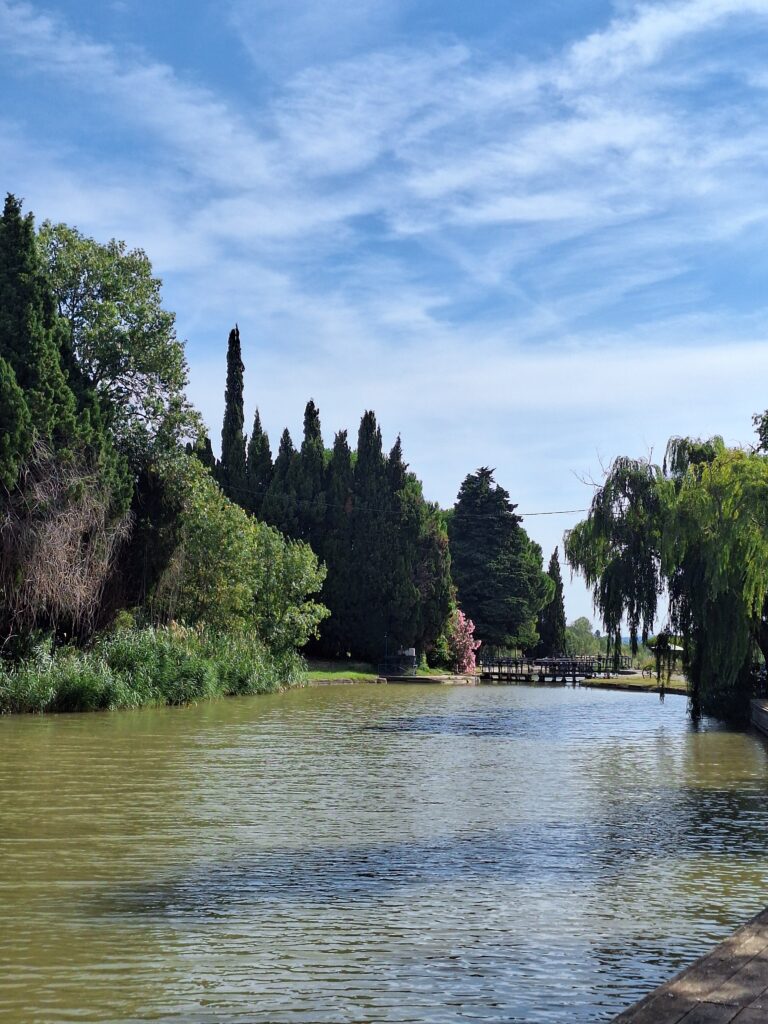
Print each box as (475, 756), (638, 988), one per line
(448, 609), (481, 673)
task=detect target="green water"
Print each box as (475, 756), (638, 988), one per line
(1, 683), (767, 1023)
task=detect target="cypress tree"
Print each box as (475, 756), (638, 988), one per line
(219, 325), (246, 501)
(295, 399), (326, 549)
(536, 547), (567, 656)
(0, 356), (31, 489)
(187, 435), (217, 473)
(449, 468), (553, 650)
(261, 428), (299, 535)
(350, 411), (390, 661)
(383, 436), (420, 651)
(245, 409), (272, 517)
(318, 429), (355, 657)
(0, 194), (77, 449)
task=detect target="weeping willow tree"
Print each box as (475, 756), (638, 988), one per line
(565, 434), (768, 720)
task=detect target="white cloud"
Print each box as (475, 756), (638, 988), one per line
(2, 0), (768, 621)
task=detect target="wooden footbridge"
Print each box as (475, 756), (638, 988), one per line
(480, 654), (632, 684)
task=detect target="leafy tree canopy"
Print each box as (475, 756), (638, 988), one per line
(38, 220), (200, 464)
(566, 434), (768, 718)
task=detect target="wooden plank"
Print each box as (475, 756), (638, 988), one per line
(612, 911), (768, 1023)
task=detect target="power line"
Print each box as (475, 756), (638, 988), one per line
(221, 479), (588, 520)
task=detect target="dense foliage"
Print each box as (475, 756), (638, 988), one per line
(38, 220), (199, 467)
(565, 433), (768, 718)
(0, 195), (327, 712)
(0, 625), (302, 714)
(205, 333), (455, 663)
(449, 468), (553, 649)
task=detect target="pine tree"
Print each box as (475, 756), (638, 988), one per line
(294, 399), (326, 549)
(219, 325), (246, 501)
(245, 409), (272, 516)
(0, 357), (31, 489)
(536, 547), (567, 656)
(0, 194), (77, 449)
(261, 428), (299, 535)
(317, 429), (355, 657)
(449, 468), (553, 649)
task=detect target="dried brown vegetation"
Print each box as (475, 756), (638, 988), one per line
(0, 442), (132, 644)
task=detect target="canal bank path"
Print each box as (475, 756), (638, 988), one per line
(613, 908), (768, 1022)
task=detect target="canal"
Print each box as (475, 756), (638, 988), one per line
(1, 683), (767, 1023)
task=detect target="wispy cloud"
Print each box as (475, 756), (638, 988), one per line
(1, 0), (768, 618)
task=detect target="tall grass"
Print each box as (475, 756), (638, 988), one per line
(0, 626), (304, 714)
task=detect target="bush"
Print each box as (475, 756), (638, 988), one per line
(0, 624), (305, 715)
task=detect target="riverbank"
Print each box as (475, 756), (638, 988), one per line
(582, 675), (689, 696)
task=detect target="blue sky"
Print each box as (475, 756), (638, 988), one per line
(3, 0), (768, 623)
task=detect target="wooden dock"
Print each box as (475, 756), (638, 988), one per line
(612, 908), (768, 1022)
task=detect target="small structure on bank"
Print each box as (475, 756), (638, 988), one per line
(379, 647), (418, 677)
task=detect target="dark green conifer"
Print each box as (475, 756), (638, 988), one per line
(349, 411), (391, 660)
(449, 468), (553, 649)
(187, 435), (217, 473)
(295, 399), (326, 548)
(261, 428), (299, 535)
(219, 325), (246, 501)
(0, 194), (77, 448)
(317, 429), (355, 656)
(0, 356), (31, 489)
(536, 547), (568, 656)
(245, 409), (272, 516)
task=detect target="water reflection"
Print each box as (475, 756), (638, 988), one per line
(0, 684), (767, 1024)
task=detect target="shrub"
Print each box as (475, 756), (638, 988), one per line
(0, 624), (304, 715)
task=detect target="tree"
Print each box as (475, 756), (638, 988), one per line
(0, 195), (77, 450)
(0, 357), (31, 489)
(38, 220), (199, 463)
(188, 434), (217, 473)
(150, 454), (328, 650)
(565, 433), (768, 719)
(564, 617), (603, 657)
(261, 428), (299, 535)
(219, 326), (246, 501)
(317, 429), (355, 656)
(294, 399), (327, 548)
(349, 411), (391, 659)
(245, 409), (272, 517)
(535, 547), (567, 656)
(449, 468), (553, 649)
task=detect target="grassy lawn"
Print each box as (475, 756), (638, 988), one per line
(583, 675), (688, 696)
(302, 659), (379, 682)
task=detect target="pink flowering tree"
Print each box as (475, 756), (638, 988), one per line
(448, 609), (481, 673)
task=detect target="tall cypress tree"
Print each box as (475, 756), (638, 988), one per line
(384, 436), (421, 651)
(349, 411), (390, 660)
(219, 325), (246, 501)
(261, 428), (299, 535)
(245, 408), (272, 517)
(318, 429), (355, 657)
(0, 194), (77, 449)
(294, 399), (327, 550)
(536, 547), (567, 656)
